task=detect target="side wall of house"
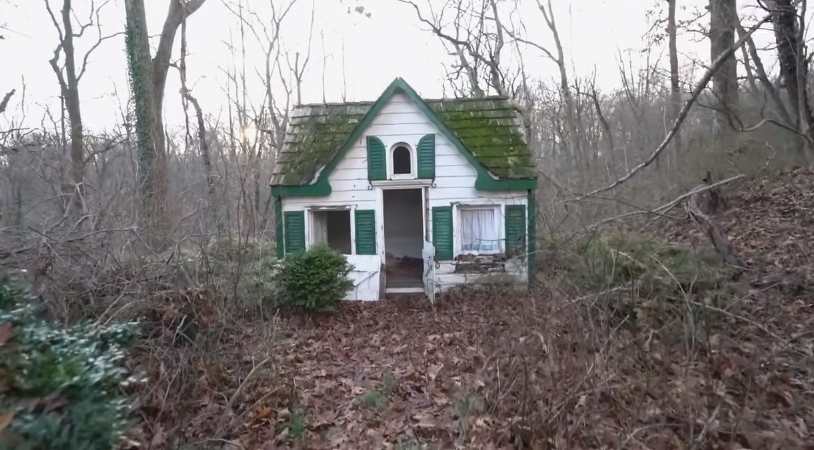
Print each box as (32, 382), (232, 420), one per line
(280, 92), (529, 299)
(280, 143), (379, 300)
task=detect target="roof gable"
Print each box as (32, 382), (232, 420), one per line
(271, 78), (536, 197)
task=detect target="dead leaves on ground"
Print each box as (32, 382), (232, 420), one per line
(132, 169), (814, 449)
(132, 296), (509, 449)
(0, 411), (13, 437)
(0, 322), (13, 346)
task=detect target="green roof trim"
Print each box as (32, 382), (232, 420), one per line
(270, 77), (537, 197)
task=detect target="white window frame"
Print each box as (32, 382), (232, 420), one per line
(453, 204), (504, 256)
(388, 142), (416, 180)
(304, 205), (356, 255)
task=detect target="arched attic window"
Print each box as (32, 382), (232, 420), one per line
(392, 144), (412, 175)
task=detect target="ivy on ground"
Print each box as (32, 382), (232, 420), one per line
(0, 277), (140, 450)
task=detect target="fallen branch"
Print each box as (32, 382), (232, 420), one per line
(576, 15), (770, 200)
(215, 355), (274, 435)
(589, 174), (745, 229)
(685, 191), (744, 277)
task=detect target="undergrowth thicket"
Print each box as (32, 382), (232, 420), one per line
(562, 231), (734, 334)
(0, 170), (810, 449)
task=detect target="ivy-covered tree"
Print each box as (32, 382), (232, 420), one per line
(124, 0), (208, 250)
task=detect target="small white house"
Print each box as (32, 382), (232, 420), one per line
(270, 78), (538, 301)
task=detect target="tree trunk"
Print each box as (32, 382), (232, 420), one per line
(709, 0), (739, 151)
(124, 0), (208, 250)
(771, 0), (814, 165)
(668, 0), (682, 156)
(737, 22), (793, 126)
(539, 0), (578, 157)
(125, 0), (167, 249)
(48, 0), (86, 222)
(151, 0), (207, 159)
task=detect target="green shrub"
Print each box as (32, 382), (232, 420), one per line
(274, 244), (354, 313)
(561, 231), (728, 334)
(567, 232), (724, 295)
(0, 277), (139, 450)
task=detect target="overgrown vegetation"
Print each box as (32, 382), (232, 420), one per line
(274, 244), (354, 313)
(2, 0), (814, 448)
(167, 238), (279, 313)
(568, 231), (725, 291)
(0, 277), (139, 450)
(562, 231), (732, 333)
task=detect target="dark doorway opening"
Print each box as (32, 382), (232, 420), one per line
(382, 189), (423, 288)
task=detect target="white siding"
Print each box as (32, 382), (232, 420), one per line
(280, 92), (530, 300)
(343, 255), (380, 301)
(367, 94), (529, 290)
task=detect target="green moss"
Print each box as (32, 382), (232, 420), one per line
(279, 112), (366, 185)
(427, 99), (534, 178)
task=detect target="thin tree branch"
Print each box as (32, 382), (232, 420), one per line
(576, 14), (771, 200)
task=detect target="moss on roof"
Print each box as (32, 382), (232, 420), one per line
(426, 97), (534, 179)
(270, 87), (535, 187)
(272, 105), (371, 185)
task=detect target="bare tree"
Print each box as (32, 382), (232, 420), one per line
(398, 0), (509, 97)
(224, 0), (311, 234)
(226, 0), (303, 149)
(737, 21), (793, 126)
(123, 0), (209, 250)
(667, 0), (682, 155)
(765, 0), (814, 166)
(45, 0), (121, 223)
(175, 2), (219, 231)
(0, 9), (15, 112)
(504, 0), (578, 156)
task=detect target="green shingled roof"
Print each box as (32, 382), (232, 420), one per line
(271, 103), (373, 186)
(270, 78), (536, 191)
(427, 98), (534, 179)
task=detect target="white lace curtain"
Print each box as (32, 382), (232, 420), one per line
(460, 208), (499, 253)
(310, 212), (328, 245)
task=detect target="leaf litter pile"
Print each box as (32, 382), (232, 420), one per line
(130, 169), (813, 450)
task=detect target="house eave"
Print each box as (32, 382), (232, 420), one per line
(270, 176), (537, 198)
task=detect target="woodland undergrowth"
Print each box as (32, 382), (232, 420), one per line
(0, 169), (811, 450)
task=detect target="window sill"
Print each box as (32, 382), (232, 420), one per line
(371, 179), (432, 187)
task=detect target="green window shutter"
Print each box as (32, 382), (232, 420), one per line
(366, 136), (386, 180)
(505, 205), (527, 257)
(416, 134), (435, 178)
(283, 211), (306, 254)
(432, 206), (453, 260)
(355, 209), (377, 255)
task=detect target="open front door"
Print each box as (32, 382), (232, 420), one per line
(422, 240), (435, 303)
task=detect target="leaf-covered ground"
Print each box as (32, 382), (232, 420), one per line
(133, 295), (515, 449)
(131, 168), (814, 450)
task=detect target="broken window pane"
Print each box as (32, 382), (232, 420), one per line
(310, 210), (352, 254)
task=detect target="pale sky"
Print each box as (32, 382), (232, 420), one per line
(0, 0), (785, 134)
